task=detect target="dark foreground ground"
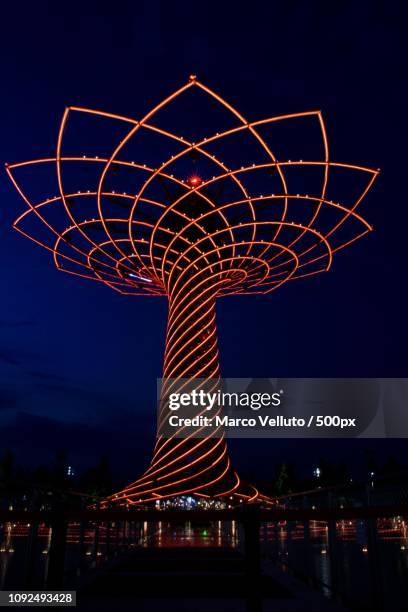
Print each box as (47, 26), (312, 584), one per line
(76, 546), (346, 611)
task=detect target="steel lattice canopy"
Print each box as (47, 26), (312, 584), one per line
(6, 76), (377, 300)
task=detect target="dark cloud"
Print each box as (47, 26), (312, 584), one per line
(0, 389), (19, 411)
(0, 320), (36, 328)
(0, 349), (23, 366)
(33, 381), (117, 406)
(28, 370), (69, 383)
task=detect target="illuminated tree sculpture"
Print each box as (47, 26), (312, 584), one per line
(6, 76), (378, 506)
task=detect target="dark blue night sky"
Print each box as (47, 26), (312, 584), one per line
(0, 1), (406, 486)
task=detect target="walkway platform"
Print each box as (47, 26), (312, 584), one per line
(76, 546), (346, 611)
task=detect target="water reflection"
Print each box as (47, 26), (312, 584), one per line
(0, 517), (407, 608)
(140, 520), (238, 548)
(261, 517), (408, 608)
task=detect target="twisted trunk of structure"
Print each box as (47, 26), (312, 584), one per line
(107, 269), (244, 505)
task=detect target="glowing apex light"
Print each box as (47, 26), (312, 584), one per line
(6, 77), (378, 508)
(187, 175), (202, 187)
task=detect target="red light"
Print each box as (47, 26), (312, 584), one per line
(188, 175), (202, 187)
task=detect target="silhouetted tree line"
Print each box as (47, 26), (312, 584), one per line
(0, 449), (115, 510)
(270, 452), (407, 497)
(0, 447), (406, 508)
